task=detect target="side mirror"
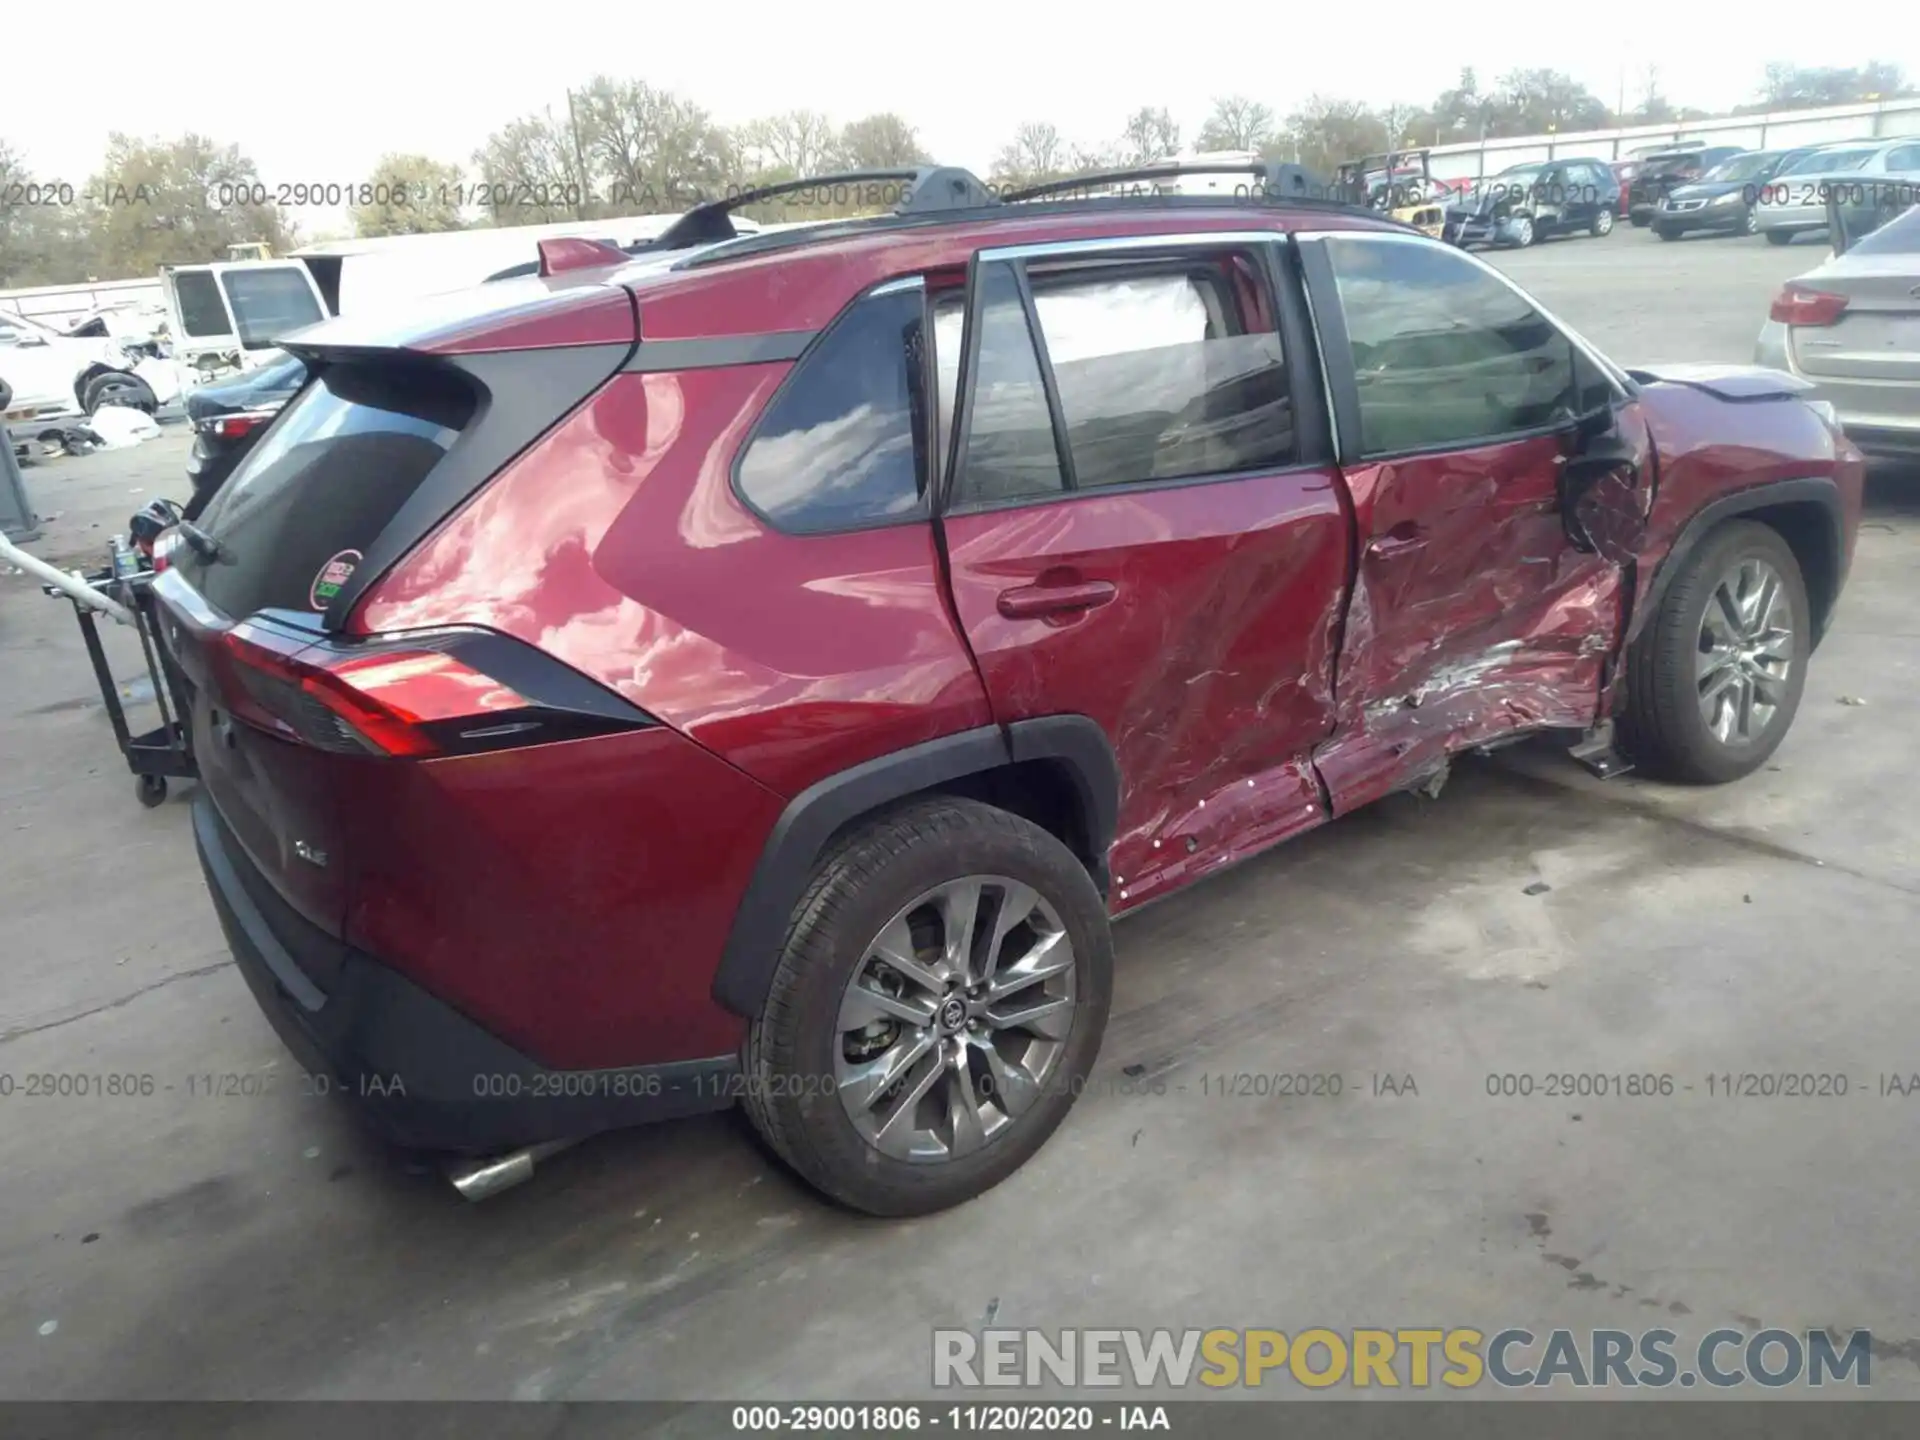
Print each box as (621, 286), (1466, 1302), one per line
(1559, 421), (1648, 564)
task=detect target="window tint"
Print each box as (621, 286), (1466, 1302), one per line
(1325, 236), (1578, 456)
(736, 287), (929, 531)
(1847, 202), (1920, 255)
(173, 270), (231, 338)
(1884, 145), (1920, 172)
(220, 268), (326, 349)
(182, 363), (473, 617)
(1029, 259), (1290, 487)
(949, 262), (1066, 508)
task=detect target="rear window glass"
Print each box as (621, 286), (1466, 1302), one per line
(735, 287), (929, 532)
(1780, 149), (1875, 176)
(1846, 203), (1920, 256)
(1708, 153), (1777, 183)
(173, 271), (231, 338)
(221, 268), (326, 349)
(182, 362), (473, 617)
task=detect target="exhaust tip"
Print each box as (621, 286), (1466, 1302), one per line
(445, 1139), (577, 1202)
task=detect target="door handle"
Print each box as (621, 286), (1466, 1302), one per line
(996, 579), (1118, 620)
(1365, 523), (1428, 561)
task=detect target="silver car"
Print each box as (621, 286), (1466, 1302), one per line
(1755, 203), (1920, 459)
(1754, 137), (1920, 245)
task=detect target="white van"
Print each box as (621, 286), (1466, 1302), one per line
(159, 212), (768, 381)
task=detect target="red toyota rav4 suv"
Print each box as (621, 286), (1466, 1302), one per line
(154, 163), (1864, 1217)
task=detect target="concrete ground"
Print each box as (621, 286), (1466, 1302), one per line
(3, 224), (1918, 1402)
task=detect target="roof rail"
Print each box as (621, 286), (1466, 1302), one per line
(1002, 160), (1341, 204)
(650, 166), (997, 251)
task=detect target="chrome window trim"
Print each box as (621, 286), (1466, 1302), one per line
(1293, 226), (1636, 400)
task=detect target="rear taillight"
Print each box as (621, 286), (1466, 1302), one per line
(211, 623), (649, 758)
(209, 414), (267, 440)
(1770, 285), (1849, 327)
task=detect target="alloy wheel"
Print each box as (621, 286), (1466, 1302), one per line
(1512, 216), (1535, 247)
(1595, 209), (1614, 235)
(1743, 207), (1760, 235)
(836, 875), (1076, 1163)
(1696, 557), (1794, 744)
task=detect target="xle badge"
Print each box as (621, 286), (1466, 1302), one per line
(310, 549), (362, 610)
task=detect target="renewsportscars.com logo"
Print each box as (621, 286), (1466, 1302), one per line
(932, 1327), (1873, 1390)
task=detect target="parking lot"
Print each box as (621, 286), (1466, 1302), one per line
(3, 223), (1918, 1401)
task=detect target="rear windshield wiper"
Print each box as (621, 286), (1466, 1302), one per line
(179, 521), (233, 565)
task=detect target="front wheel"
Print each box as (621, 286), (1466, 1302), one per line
(1741, 206), (1760, 236)
(1507, 215), (1535, 248)
(743, 797), (1113, 1216)
(1764, 229), (1794, 246)
(1590, 208), (1614, 237)
(1655, 223), (1681, 240)
(1619, 520), (1809, 784)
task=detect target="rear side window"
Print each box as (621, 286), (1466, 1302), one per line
(173, 271), (231, 338)
(183, 362), (473, 617)
(1884, 145), (1920, 172)
(1032, 260), (1291, 488)
(945, 252), (1292, 508)
(1325, 235), (1578, 457)
(735, 287), (929, 532)
(221, 268), (326, 348)
(1847, 203), (1920, 255)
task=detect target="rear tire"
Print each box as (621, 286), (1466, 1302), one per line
(82, 371), (157, 415)
(743, 796), (1113, 1216)
(1590, 208), (1614, 237)
(1764, 229), (1793, 246)
(1741, 206), (1760, 236)
(1619, 520), (1809, 785)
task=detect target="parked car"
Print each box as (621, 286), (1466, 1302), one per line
(181, 350), (307, 519)
(153, 163), (1864, 1217)
(1444, 157), (1621, 246)
(1755, 201), (1920, 460)
(0, 310), (179, 436)
(1754, 137), (1920, 245)
(1652, 147), (1819, 240)
(1628, 145), (1745, 225)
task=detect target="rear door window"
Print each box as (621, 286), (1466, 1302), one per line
(180, 362), (473, 618)
(220, 267), (326, 348)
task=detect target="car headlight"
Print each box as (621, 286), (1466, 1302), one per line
(1710, 191), (1741, 206)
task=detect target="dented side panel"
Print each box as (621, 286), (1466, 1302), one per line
(941, 470), (1350, 912)
(1315, 429), (1632, 815)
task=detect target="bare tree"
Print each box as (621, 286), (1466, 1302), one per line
(740, 110), (842, 179)
(1281, 97), (1389, 175)
(472, 109), (596, 225)
(574, 77), (734, 209)
(839, 113), (928, 170)
(1116, 106), (1181, 166)
(990, 122), (1069, 187)
(1196, 96), (1275, 153)
(352, 153), (465, 237)
(83, 133), (291, 279)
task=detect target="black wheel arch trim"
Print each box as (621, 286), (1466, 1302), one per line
(1632, 476), (1846, 648)
(711, 717), (1120, 1019)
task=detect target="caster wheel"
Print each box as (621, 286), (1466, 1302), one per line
(136, 775), (168, 808)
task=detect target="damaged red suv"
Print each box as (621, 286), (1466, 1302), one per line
(154, 163), (1864, 1216)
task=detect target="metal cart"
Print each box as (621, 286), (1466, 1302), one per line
(17, 545), (200, 808)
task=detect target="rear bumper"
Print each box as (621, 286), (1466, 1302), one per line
(193, 791), (738, 1154)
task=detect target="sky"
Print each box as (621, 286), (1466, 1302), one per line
(5, 0), (1916, 228)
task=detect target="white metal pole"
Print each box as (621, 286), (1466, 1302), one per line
(0, 532), (135, 625)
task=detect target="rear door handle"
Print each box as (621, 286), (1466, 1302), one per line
(1365, 523), (1428, 561)
(996, 579), (1118, 620)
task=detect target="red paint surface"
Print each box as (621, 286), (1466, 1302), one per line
(340, 726), (778, 1068)
(1315, 427), (1642, 815)
(358, 370), (993, 797)
(941, 469), (1349, 909)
